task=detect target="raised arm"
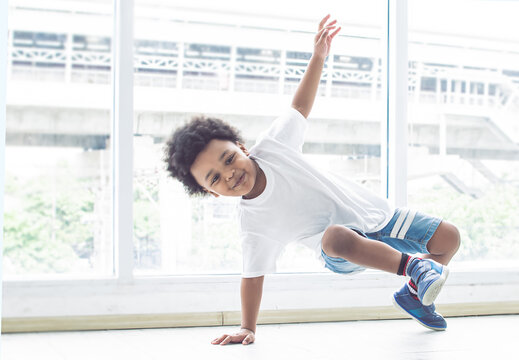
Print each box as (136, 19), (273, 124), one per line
(291, 14), (341, 118)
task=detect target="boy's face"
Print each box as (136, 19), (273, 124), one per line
(190, 139), (258, 198)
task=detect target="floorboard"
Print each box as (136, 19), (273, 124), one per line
(2, 315), (516, 360)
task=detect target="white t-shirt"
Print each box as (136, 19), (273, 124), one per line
(238, 107), (394, 278)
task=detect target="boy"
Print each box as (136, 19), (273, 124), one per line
(164, 15), (461, 345)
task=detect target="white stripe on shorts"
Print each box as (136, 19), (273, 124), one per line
(397, 209), (417, 239)
(390, 208), (409, 238)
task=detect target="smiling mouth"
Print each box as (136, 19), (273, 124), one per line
(234, 173), (245, 189)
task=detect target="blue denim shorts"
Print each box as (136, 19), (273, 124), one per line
(321, 208), (443, 275)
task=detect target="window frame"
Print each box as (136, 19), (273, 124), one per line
(2, 0), (519, 324)
(1, 0), (8, 333)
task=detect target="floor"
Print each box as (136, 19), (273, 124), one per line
(1, 315), (516, 360)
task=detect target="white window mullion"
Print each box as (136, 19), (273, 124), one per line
(113, 0), (134, 283)
(384, 0), (408, 207)
(380, 2), (389, 200)
(1, 0), (8, 335)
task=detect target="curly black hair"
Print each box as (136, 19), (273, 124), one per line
(163, 115), (244, 197)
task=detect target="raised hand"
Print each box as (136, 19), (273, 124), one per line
(211, 328), (255, 346)
(314, 14), (341, 59)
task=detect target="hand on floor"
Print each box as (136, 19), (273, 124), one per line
(211, 327), (255, 345)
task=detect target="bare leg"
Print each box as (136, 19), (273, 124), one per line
(322, 221), (461, 273)
(321, 225), (402, 273)
(421, 220), (461, 266)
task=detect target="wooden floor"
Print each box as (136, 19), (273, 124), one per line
(2, 315), (516, 359)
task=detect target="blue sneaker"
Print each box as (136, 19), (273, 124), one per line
(392, 284), (447, 331)
(406, 258), (449, 306)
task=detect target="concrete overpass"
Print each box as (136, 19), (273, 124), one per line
(5, 0), (519, 199)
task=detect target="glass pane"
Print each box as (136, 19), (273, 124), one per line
(4, 0), (114, 278)
(408, 1), (519, 268)
(133, 1), (386, 275)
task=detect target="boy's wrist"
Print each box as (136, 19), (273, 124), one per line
(311, 53), (327, 63)
(240, 327), (255, 334)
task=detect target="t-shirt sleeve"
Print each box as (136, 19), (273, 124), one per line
(260, 107), (308, 152)
(241, 233), (284, 278)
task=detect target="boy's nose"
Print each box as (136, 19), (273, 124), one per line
(226, 169), (235, 182)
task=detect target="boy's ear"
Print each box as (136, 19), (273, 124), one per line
(237, 141), (250, 156)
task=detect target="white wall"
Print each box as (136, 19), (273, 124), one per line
(3, 269), (519, 318)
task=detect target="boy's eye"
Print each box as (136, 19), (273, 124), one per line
(211, 174), (219, 185)
(211, 154), (234, 185)
(226, 154), (235, 165)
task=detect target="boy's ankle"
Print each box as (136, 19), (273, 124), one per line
(396, 253), (421, 276)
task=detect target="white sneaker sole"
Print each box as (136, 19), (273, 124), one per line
(421, 265), (449, 306)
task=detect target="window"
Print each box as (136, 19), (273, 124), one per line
(407, 1), (519, 267)
(4, 0), (114, 278)
(3, 1), (517, 327)
(131, 0), (386, 276)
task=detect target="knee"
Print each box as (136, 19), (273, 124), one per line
(322, 225), (358, 258)
(451, 224), (461, 253)
(445, 222), (461, 254)
(428, 221), (461, 256)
